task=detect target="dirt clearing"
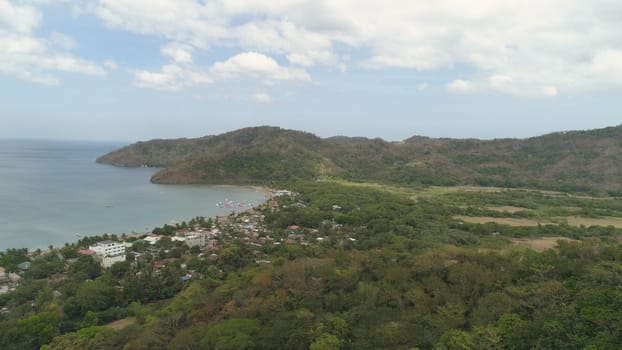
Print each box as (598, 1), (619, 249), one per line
(488, 206), (533, 213)
(511, 237), (579, 252)
(105, 317), (136, 330)
(564, 216), (622, 228)
(454, 216), (553, 227)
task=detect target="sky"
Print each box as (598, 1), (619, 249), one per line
(1, 0), (622, 142)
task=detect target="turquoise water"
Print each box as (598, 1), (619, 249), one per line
(0, 139), (268, 250)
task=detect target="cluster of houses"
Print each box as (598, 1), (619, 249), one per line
(0, 266), (22, 295)
(69, 193), (289, 271)
(1, 189), (362, 311)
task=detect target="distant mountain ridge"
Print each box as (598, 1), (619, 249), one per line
(97, 125), (622, 194)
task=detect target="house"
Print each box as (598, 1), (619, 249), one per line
(186, 232), (209, 248)
(0, 267), (7, 284)
(17, 261), (31, 271)
(0, 272), (9, 291)
(8, 273), (20, 283)
(274, 190), (293, 197)
(89, 240), (126, 268)
(78, 249), (96, 256)
(176, 228), (191, 235)
(144, 234), (162, 245)
(0, 267), (20, 295)
(154, 258), (176, 270)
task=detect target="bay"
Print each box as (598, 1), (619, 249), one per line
(0, 139), (268, 251)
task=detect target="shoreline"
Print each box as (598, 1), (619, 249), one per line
(244, 185), (275, 197)
(0, 185), (275, 253)
(4, 184), (277, 253)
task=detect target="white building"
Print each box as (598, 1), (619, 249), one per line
(171, 236), (186, 243)
(185, 232), (208, 248)
(89, 240), (126, 268)
(144, 235), (161, 245)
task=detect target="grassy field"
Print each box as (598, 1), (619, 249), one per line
(564, 216), (622, 228)
(488, 205), (533, 213)
(105, 317), (136, 330)
(455, 215), (622, 228)
(317, 178), (417, 197)
(510, 237), (580, 252)
(454, 215), (555, 227)
(320, 179), (622, 229)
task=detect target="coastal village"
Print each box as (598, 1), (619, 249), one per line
(0, 189), (355, 307)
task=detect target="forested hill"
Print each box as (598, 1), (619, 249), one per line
(97, 125), (622, 193)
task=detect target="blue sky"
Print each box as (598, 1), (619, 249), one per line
(1, 0), (621, 142)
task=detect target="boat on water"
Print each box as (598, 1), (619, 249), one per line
(216, 199), (253, 209)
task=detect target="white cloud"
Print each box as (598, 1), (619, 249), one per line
(488, 75), (513, 92)
(133, 65), (185, 91)
(132, 64), (212, 91)
(49, 31), (76, 49)
(446, 79), (475, 94)
(103, 59), (117, 70)
(233, 19), (339, 67)
(590, 49), (622, 81)
(0, 0), (109, 84)
(416, 83), (428, 92)
(286, 53), (314, 67)
(541, 86), (558, 97)
(250, 91), (273, 104)
(0, 32), (45, 54)
(131, 51), (309, 92)
(161, 42), (193, 63)
(90, 0), (622, 96)
(0, 0), (40, 33)
(95, 0), (229, 48)
(210, 52), (311, 82)
(46, 55), (106, 75)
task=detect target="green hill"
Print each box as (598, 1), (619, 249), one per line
(7, 129), (622, 349)
(97, 125), (622, 193)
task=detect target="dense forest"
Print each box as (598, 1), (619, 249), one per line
(98, 125), (622, 194)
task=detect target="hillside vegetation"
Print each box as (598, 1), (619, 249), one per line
(5, 126), (622, 349)
(5, 181), (622, 349)
(97, 125), (622, 193)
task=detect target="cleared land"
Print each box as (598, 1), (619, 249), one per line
(105, 317), (136, 330)
(488, 206), (533, 213)
(454, 215), (554, 227)
(511, 237), (580, 252)
(319, 179), (416, 197)
(455, 215), (622, 228)
(564, 216), (622, 228)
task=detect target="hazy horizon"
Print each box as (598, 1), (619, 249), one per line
(2, 123), (622, 145)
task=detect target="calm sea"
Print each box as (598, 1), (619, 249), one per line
(0, 139), (268, 251)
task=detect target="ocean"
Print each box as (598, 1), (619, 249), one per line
(0, 139), (268, 251)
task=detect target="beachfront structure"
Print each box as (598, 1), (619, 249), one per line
(89, 240), (126, 268)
